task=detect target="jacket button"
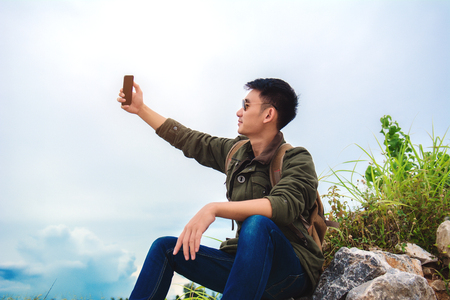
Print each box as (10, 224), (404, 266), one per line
(237, 175), (246, 183)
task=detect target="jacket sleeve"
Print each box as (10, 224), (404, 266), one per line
(155, 118), (241, 173)
(265, 147), (318, 226)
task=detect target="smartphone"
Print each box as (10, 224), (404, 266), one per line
(122, 75), (134, 106)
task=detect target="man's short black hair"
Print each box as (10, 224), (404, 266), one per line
(245, 78), (298, 130)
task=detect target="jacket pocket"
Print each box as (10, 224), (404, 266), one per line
(251, 174), (271, 198)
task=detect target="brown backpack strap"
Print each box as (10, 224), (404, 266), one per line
(270, 143), (309, 248)
(288, 223), (308, 247)
(326, 219), (340, 229)
(316, 192), (340, 229)
(269, 143), (293, 187)
(269, 143), (340, 250)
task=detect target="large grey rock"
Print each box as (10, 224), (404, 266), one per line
(309, 247), (429, 300)
(372, 249), (423, 276)
(436, 221), (450, 260)
(399, 242), (438, 265)
(312, 247), (391, 300)
(346, 269), (437, 300)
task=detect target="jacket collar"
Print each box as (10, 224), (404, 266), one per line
(245, 132), (285, 165)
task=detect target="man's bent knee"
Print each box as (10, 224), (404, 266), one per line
(150, 236), (177, 254)
(242, 215), (272, 228)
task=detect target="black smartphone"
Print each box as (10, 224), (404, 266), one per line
(122, 75), (134, 106)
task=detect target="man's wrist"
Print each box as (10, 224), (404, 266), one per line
(136, 104), (149, 118)
(137, 105), (167, 130)
(205, 202), (220, 217)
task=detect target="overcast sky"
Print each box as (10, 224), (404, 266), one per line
(1, 0), (449, 299)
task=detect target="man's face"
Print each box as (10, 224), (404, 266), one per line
(236, 89), (270, 137)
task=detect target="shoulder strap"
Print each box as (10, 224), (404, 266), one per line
(270, 144), (339, 250)
(269, 143), (293, 187)
(225, 139), (249, 172)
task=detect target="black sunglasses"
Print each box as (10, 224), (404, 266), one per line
(242, 99), (278, 111)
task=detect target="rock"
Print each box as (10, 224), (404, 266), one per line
(430, 280), (447, 292)
(346, 268), (437, 300)
(309, 247), (435, 300)
(437, 221), (450, 258)
(312, 247), (391, 300)
(423, 266), (434, 276)
(444, 257), (450, 266)
(398, 242), (439, 264)
(372, 249), (423, 276)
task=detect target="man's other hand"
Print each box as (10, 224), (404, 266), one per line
(173, 203), (217, 260)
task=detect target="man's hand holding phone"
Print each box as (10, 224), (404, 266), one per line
(117, 75), (144, 115)
(117, 75), (167, 130)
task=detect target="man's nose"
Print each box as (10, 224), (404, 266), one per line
(236, 107), (243, 117)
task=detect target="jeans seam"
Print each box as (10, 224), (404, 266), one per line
(146, 258), (167, 300)
(253, 233), (274, 300)
(264, 229), (306, 299)
(145, 248), (172, 300)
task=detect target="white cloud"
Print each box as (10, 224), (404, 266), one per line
(0, 225), (136, 298)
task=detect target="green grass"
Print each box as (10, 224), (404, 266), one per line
(321, 115), (449, 293)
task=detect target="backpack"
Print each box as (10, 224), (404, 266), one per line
(225, 140), (338, 252)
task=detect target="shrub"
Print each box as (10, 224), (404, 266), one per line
(322, 115), (450, 268)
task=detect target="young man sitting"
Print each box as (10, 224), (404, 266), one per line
(117, 78), (323, 300)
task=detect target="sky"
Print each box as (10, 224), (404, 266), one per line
(0, 0), (449, 299)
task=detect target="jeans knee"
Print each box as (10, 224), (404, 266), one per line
(241, 215), (273, 234)
(150, 236), (177, 255)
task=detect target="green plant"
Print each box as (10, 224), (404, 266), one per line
(171, 282), (220, 300)
(322, 115), (450, 270)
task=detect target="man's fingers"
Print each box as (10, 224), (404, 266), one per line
(189, 234), (196, 260)
(134, 82), (141, 94)
(194, 231), (202, 253)
(173, 232), (184, 256)
(174, 228), (202, 261)
(183, 233), (191, 260)
(173, 241), (181, 256)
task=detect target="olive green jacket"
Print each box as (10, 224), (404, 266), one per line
(155, 118), (324, 290)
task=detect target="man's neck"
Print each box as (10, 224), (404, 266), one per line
(248, 129), (279, 157)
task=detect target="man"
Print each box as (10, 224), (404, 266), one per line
(117, 78), (323, 300)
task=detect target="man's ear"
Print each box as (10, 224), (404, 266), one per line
(263, 107), (277, 124)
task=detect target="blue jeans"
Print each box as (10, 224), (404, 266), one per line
(130, 215), (310, 300)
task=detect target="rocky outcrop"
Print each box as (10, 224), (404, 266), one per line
(311, 247), (391, 300)
(308, 247), (437, 300)
(292, 220), (450, 300)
